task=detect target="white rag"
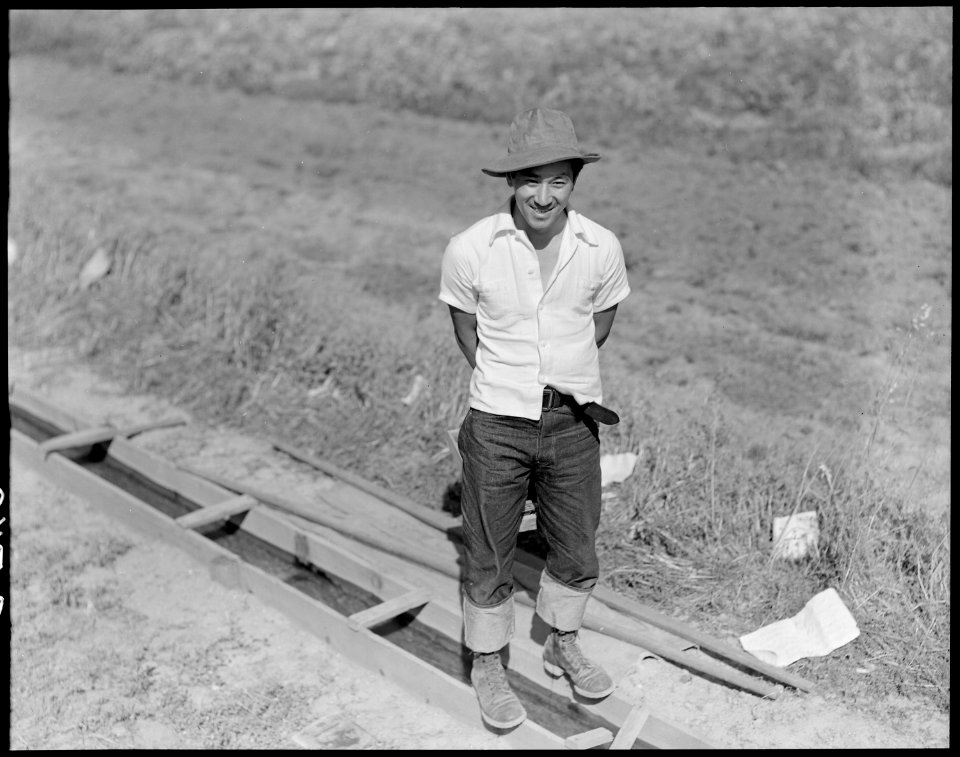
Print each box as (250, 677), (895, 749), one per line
(739, 587), (860, 667)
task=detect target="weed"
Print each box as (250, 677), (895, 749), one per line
(599, 389), (950, 713)
(8, 6), (950, 720)
(863, 302), (938, 458)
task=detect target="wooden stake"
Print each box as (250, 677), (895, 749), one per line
(272, 439), (459, 533)
(179, 464), (458, 578)
(564, 727), (614, 749)
(175, 494), (258, 530)
(38, 418), (186, 457)
(610, 705), (650, 749)
(347, 588), (432, 631)
(511, 561), (785, 700)
(589, 583), (816, 693)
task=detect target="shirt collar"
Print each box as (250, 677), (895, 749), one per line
(488, 198), (598, 248)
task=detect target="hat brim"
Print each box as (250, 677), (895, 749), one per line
(481, 147), (601, 177)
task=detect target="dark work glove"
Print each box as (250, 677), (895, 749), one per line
(581, 402), (620, 425)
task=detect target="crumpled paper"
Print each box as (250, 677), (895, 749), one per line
(771, 510), (819, 560)
(601, 452), (639, 487)
(739, 587), (860, 667)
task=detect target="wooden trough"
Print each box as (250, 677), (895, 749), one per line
(9, 386), (807, 748)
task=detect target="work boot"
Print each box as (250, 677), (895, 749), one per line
(543, 629), (616, 698)
(470, 651), (527, 729)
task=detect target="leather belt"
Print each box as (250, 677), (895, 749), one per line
(542, 386), (575, 410)
(542, 387), (620, 425)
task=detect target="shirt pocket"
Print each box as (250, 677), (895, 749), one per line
(574, 276), (601, 314)
(478, 277), (515, 319)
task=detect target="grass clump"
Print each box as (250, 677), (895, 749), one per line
(8, 175), (949, 717)
(8, 6), (950, 724)
(596, 397), (950, 713)
(7, 176), (471, 508)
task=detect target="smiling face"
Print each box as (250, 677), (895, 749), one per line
(507, 160), (577, 244)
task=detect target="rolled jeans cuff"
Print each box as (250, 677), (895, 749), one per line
(463, 592), (515, 653)
(536, 569), (592, 632)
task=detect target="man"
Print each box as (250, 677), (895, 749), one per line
(438, 108), (631, 729)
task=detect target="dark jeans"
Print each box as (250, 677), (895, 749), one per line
(458, 404), (602, 609)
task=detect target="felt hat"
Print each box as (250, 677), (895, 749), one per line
(481, 108), (601, 177)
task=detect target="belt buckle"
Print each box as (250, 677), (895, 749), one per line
(542, 387), (558, 410)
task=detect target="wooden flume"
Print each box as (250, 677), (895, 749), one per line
(273, 439), (816, 696)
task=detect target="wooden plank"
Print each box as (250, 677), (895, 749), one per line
(610, 706), (650, 749)
(22, 409), (436, 619)
(588, 612), (783, 699)
(283, 419), (805, 695)
(10, 428), (565, 750)
(272, 439), (460, 533)
(180, 464), (459, 578)
(11, 389), (234, 508)
(102, 442), (451, 617)
(11, 386), (88, 433)
(15, 405), (447, 630)
(348, 588), (432, 630)
(124, 445), (717, 749)
(38, 418), (187, 455)
(565, 727), (614, 749)
(108, 434), (249, 507)
(195, 462), (720, 746)
(510, 539), (816, 694)
(238, 560), (565, 749)
(12, 429), (254, 576)
(589, 583), (815, 693)
(276, 514), (718, 750)
(175, 494), (258, 530)
(240, 507), (426, 603)
(512, 560), (784, 700)
(13, 395), (719, 749)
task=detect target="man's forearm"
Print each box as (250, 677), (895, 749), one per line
(455, 331), (478, 369)
(593, 304), (618, 348)
(449, 306), (479, 369)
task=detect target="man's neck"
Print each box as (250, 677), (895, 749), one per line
(527, 222), (565, 251)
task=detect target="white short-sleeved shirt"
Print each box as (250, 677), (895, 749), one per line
(439, 199), (630, 420)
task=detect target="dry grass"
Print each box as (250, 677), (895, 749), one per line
(8, 167), (950, 715)
(8, 8), (952, 185)
(8, 6), (950, 719)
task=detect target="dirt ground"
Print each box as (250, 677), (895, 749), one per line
(8, 350), (514, 751)
(9, 54), (950, 516)
(7, 349), (950, 749)
(7, 53), (951, 749)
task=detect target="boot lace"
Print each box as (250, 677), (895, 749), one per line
(474, 652), (510, 692)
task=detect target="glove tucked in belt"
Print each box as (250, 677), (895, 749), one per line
(580, 401), (620, 426)
(542, 387), (620, 426)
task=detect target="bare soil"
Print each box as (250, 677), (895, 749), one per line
(7, 349), (950, 749)
(8, 349), (515, 750)
(7, 53), (951, 749)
